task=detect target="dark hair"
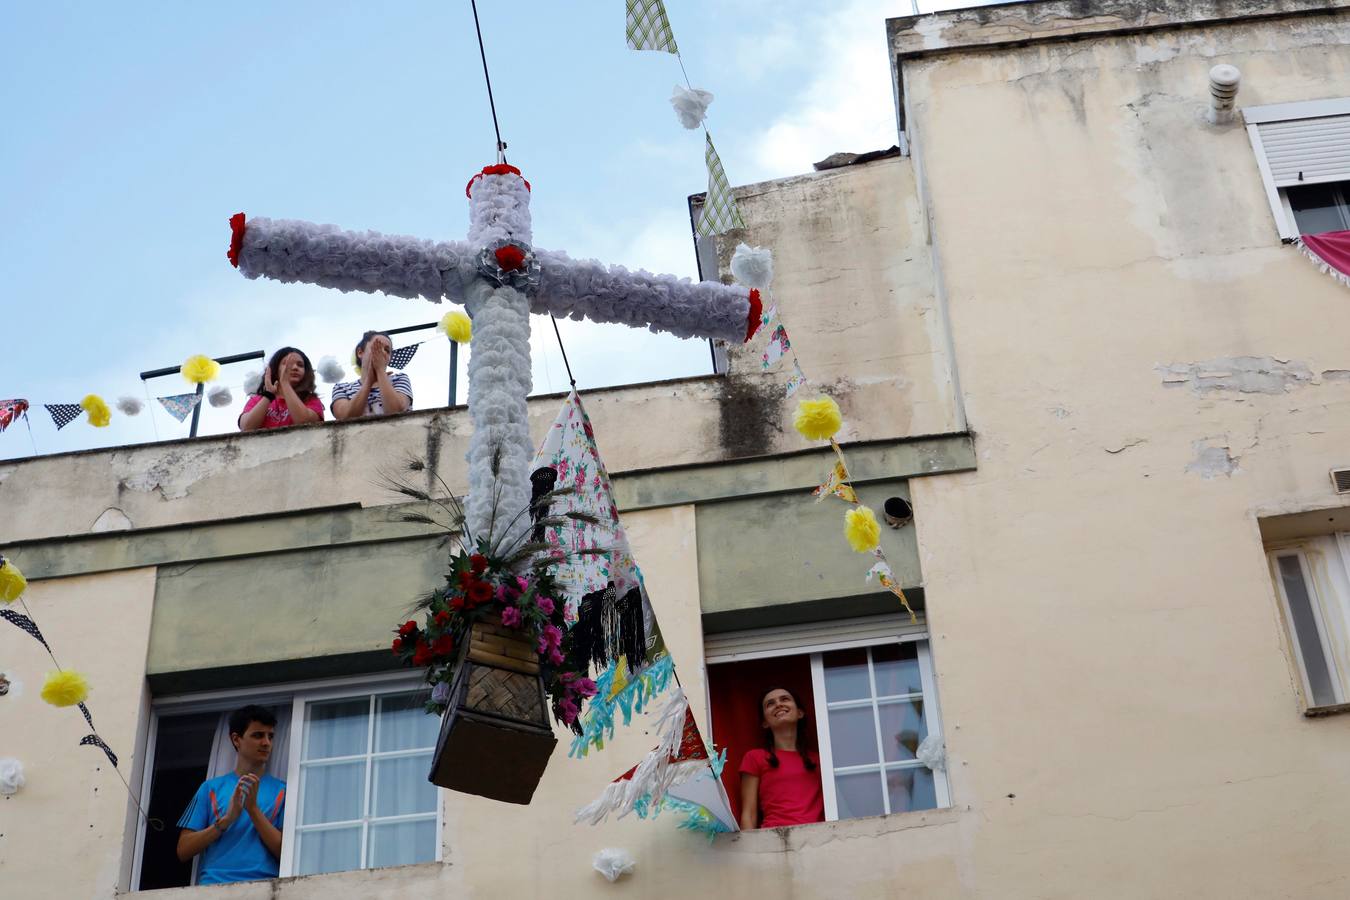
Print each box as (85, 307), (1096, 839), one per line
(758, 686), (817, 772)
(267, 346), (316, 398)
(354, 330), (391, 363)
(228, 704), (277, 738)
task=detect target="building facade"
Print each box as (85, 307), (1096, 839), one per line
(4, 1), (1350, 896)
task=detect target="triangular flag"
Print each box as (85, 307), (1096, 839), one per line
(157, 392), (201, 423)
(625, 0), (678, 53)
(761, 324), (791, 370)
(43, 403), (83, 430)
(388, 343), (419, 370)
(0, 399), (30, 433)
(813, 461), (858, 504)
(696, 133), (746, 237)
(79, 734), (119, 768)
(785, 360), (807, 397)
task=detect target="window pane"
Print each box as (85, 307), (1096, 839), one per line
(297, 826), (363, 876)
(376, 692), (438, 753)
(304, 698), (370, 760)
(373, 754), (437, 817)
(878, 699), (927, 763)
(834, 770), (885, 820)
(827, 706), (879, 768)
(886, 766), (937, 814)
(1278, 555), (1338, 706)
(822, 648), (870, 701)
(1288, 183), (1350, 235)
(872, 642), (922, 696)
(368, 819), (437, 869)
(301, 761), (366, 824)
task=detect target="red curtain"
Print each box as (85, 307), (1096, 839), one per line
(706, 654), (817, 825)
(1299, 229), (1350, 285)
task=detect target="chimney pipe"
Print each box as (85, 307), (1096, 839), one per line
(1208, 64), (1241, 125)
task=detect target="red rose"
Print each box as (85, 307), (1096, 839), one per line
(434, 610), (451, 627)
(398, 620), (418, 638)
(432, 634), (455, 657)
(391, 637), (403, 654)
(412, 640), (433, 667)
(470, 553), (488, 574)
(495, 245), (527, 272)
(449, 594), (466, 611)
(467, 581), (493, 606)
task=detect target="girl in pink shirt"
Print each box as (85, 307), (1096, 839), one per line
(739, 686), (825, 829)
(239, 347), (324, 431)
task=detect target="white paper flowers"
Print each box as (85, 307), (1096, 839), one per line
(592, 847), (636, 883)
(0, 758), (24, 796)
(317, 356), (347, 384)
(730, 243), (774, 290)
(242, 370), (263, 396)
(206, 385), (233, 408)
(916, 734), (946, 772)
(115, 396), (144, 416)
(670, 84), (714, 130)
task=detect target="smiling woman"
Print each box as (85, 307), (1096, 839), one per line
(738, 686), (825, 830)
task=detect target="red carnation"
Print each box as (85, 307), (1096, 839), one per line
(391, 637), (403, 654)
(467, 580), (494, 606)
(434, 610), (451, 627)
(398, 620), (418, 638)
(458, 570), (473, 589)
(745, 289), (763, 342)
(412, 639), (433, 667)
(449, 594), (466, 611)
(464, 163), (531, 198)
(432, 634), (455, 657)
(228, 213), (246, 268)
(495, 245), (527, 272)
(470, 553), (488, 574)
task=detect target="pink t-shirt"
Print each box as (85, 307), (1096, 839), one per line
(740, 748), (824, 828)
(240, 393), (325, 429)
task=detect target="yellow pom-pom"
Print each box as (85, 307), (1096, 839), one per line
(844, 506), (881, 553)
(181, 354), (221, 384)
(41, 670), (89, 707)
(794, 396), (842, 442)
(81, 394), (111, 428)
(0, 559), (27, 603)
(439, 310), (473, 343)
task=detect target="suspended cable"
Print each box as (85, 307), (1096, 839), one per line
(469, 0), (507, 162)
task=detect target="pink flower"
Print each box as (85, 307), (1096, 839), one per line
(536, 596), (555, 616)
(548, 647), (565, 665)
(559, 698), (579, 724)
(516, 576), (529, 592)
(574, 677), (598, 698)
(500, 606), (522, 628)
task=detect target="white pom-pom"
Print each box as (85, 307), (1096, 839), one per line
(592, 848), (636, 883)
(730, 243), (773, 289)
(0, 758), (24, 796)
(0, 670), (21, 700)
(115, 396), (144, 416)
(916, 734), (946, 772)
(242, 370), (263, 395)
(670, 84), (714, 130)
(317, 355), (346, 384)
(207, 385), (233, 408)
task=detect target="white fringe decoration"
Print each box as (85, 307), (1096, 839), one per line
(207, 385), (233, 408)
(575, 688), (704, 825)
(115, 396), (144, 416)
(593, 848), (636, 883)
(0, 758), (24, 796)
(242, 370), (263, 396)
(317, 355), (347, 384)
(730, 243), (774, 290)
(670, 84), (714, 130)
(1294, 236), (1350, 288)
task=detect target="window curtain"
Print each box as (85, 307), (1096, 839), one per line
(1296, 230), (1350, 288)
(205, 704), (293, 781)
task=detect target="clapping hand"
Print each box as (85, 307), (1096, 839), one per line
(262, 364), (278, 396)
(239, 773), (261, 813)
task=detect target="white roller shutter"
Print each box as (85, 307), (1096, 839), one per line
(1255, 116), (1350, 187)
(704, 613), (926, 664)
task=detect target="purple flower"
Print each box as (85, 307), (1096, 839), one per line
(536, 596), (555, 616)
(431, 682), (451, 705)
(516, 576), (530, 592)
(574, 677), (598, 698)
(500, 606), (523, 628)
(559, 698), (579, 724)
(548, 647), (565, 665)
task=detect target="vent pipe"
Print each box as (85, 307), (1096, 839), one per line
(1208, 64), (1241, 125)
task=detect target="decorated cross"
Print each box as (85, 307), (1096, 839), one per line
(229, 164), (761, 548)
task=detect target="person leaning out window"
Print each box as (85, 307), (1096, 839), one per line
(239, 347), (324, 431)
(331, 331), (413, 420)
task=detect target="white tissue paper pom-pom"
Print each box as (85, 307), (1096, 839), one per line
(670, 84), (714, 130)
(0, 758), (24, 796)
(207, 385), (233, 408)
(317, 355), (346, 384)
(730, 243), (774, 290)
(242, 370), (263, 396)
(0, 670), (21, 699)
(115, 396), (144, 416)
(916, 734), (946, 772)
(592, 848), (636, 883)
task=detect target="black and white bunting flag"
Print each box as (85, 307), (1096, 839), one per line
(44, 403), (84, 430)
(0, 609), (49, 651)
(78, 701), (95, 730)
(389, 344), (419, 370)
(79, 734), (119, 768)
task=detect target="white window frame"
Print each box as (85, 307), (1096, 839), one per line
(1243, 97), (1350, 241)
(705, 617), (950, 824)
(132, 671), (440, 891)
(1267, 533), (1350, 711)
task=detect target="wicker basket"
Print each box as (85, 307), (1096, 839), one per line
(428, 619), (557, 805)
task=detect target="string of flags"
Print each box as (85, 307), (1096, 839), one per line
(0, 310), (472, 440)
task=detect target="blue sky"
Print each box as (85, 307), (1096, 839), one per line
(1, 0), (994, 459)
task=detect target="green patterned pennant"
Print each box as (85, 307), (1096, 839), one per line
(696, 132), (745, 237)
(625, 0), (678, 54)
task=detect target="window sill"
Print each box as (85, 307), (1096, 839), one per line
(127, 860), (448, 897)
(1304, 701), (1350, 718)
(721, 804), (959, 851)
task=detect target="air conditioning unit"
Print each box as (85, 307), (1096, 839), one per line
(1332, 468), (1350, 494)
